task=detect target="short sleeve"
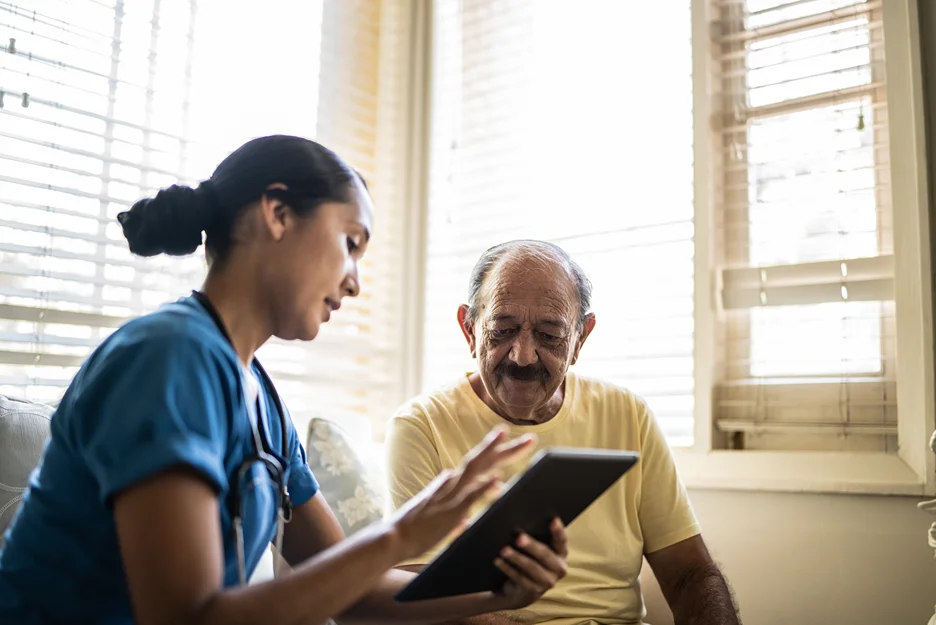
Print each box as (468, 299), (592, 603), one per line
(385, 409), (444, 566)
(284, 412), (319, 508)
(635, 399), (701, 554)
(75, 334), (233, 506)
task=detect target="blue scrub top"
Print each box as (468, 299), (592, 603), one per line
(0, 295), (320, 624)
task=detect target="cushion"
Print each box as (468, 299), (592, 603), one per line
(0, 396), (54, 543)
(304, 418), (386, 536)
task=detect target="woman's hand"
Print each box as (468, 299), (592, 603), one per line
(494, 518), (569, 610)
(389, 426), (535, 562)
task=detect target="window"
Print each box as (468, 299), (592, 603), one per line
(686, 0), (934, 494)
(421, 0), (695, 444)
(0, 0), (408, 442)
(712, 0), (895, 452)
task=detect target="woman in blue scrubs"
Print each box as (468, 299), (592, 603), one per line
(0, 135), (568, 625)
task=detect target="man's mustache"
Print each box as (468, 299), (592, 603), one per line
(494, 361), (550, 384)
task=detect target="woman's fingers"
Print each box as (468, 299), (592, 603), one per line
(498, 546), (556, 591)
(514, 532), (567, 578)
(490, 434), (536, 465)
(466, 428), (536, 475)
(451, 473), (504, 511)
(450, 428), (535, 498)
(428, 468), (459, 498)
(449, 428), (505, 492)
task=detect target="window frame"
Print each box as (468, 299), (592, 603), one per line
(685, 0), (935, 496)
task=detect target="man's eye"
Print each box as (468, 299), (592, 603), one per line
(537, 332), (560, 342)
(347, 237), (360, 253)
(491, 328), (514, 339)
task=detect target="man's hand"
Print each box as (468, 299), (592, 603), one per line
(646, 535), (740, 625)
(495, 518), (568, 610)
(392, 518), (567, 625)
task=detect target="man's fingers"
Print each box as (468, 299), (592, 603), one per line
(515, 533), (567, 577)
(494, 557), (543, 593)
(549, 518), (569, 558)
(499, 545), (557, 590)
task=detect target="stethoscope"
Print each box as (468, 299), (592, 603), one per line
(190, 290), (293, 585)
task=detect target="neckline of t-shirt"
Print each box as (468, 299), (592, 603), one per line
(456, 372), (577, 434)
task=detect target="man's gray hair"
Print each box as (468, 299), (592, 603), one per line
(466, 240), (593, 328)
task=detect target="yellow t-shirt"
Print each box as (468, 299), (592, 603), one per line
(385, 372), (700, 625)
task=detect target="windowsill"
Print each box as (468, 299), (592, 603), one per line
(671, 447), (933, 497)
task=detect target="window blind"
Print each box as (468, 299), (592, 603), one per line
(422, 0), (695, 445)
(0, 0), (407, 442)
(711, 0), (896, 452)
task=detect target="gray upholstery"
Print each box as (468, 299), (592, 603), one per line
(0, 396), (54, 544)
(0, 395), (386, 600)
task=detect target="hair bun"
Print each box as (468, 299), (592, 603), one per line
(118, 181), (217, 257)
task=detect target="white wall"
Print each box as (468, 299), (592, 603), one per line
(642, 489), (936, 625)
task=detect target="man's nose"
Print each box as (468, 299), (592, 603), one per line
(510, 330), (538, 367)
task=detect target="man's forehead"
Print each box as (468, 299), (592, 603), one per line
(473, 250), (581, 321)
(488, 255), (576, 294)
(483, 290), (577, 325)
(487, 309), (571, 328)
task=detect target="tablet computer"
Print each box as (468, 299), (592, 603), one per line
(394, 446), (639, 602)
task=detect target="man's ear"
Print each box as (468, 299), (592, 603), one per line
(258, 182), (290, 242)
(570, 313), (597, 366)
(457, 305), (477, 358)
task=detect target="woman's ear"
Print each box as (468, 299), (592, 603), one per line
(259, 183), (290, 242)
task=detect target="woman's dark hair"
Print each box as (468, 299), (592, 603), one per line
(117, 135), (365, 264)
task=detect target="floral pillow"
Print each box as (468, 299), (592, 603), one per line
(304, 418), (386, 536)
(267, 418), (387, 581)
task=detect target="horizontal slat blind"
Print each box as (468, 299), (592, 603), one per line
(422, 0), (695, 445)
(0, 0), (205, 404)
(712, 0), (896, 452)
(0, 0), (406, 441)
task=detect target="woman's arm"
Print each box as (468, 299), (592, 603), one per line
(281, 496), (568, 625)
(115, 468), (407, 625)
(115, 426), (558, 625)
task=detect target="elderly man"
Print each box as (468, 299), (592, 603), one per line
(386, 240), (739, 625)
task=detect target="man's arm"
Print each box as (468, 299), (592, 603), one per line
(645, 535), (740, 625)
(396, 565), (520, 625)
